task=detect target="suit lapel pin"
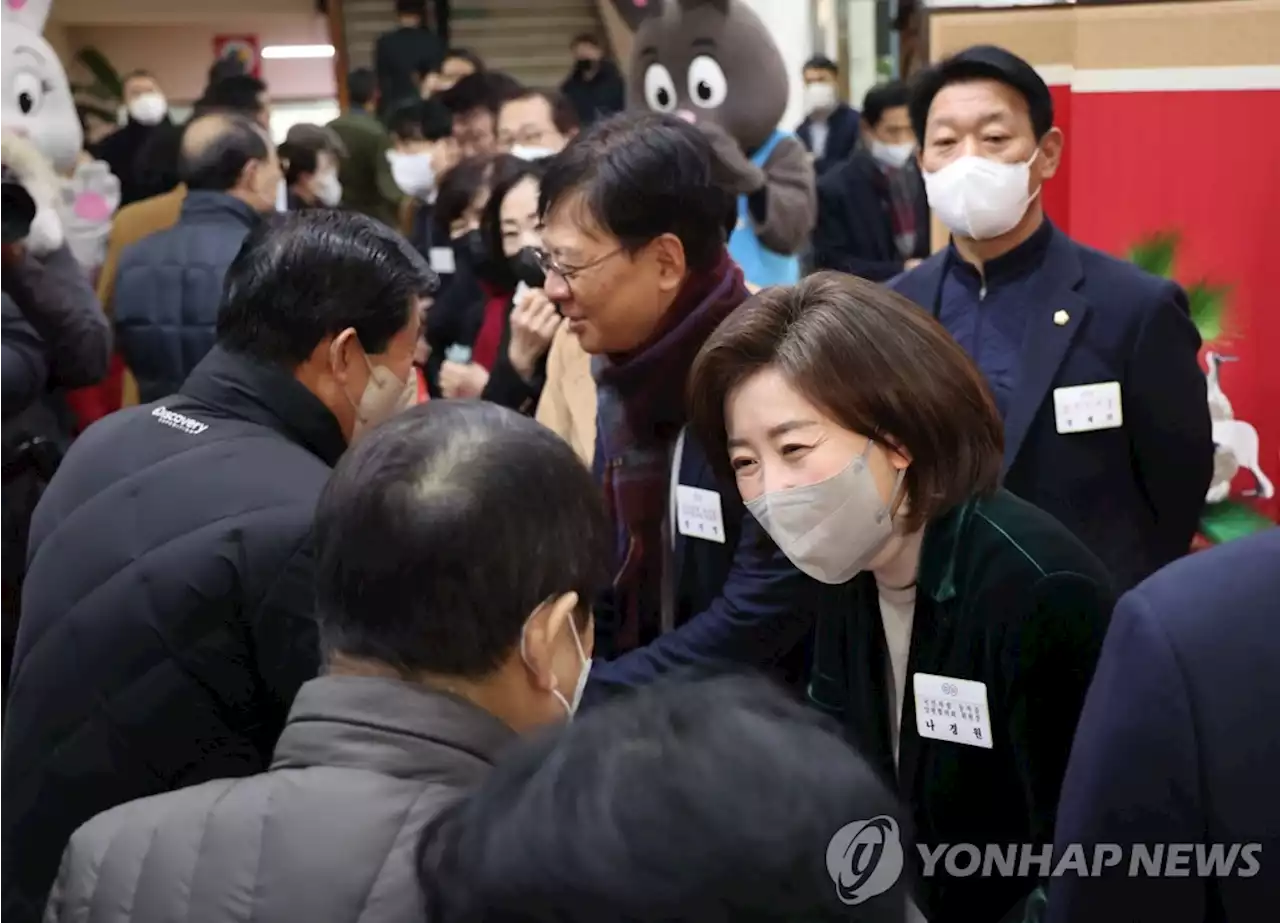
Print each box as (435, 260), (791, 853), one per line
(1053, 310), (1070, 327)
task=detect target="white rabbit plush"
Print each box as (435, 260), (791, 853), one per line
(2, 0), (120, 268)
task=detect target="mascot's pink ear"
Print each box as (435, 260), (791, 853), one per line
(3, 0), (53, 34)
(609, 0), (656, 31)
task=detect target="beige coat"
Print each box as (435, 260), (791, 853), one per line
(536, 325), (596, 467)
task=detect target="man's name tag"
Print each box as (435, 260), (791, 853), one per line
(913, 672), (993, 749)
(675, 485), (726, 544)
(1053, 381), (1123, 434)
(429, 247), (456, 275)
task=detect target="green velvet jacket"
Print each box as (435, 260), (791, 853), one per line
(809, 489), (1115, 923)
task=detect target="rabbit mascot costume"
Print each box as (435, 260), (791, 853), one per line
(0, 0), (115, 675)
(609, 0), (816, 289)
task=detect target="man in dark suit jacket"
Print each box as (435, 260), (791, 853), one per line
(795, 56), (860, 176)
(375, 0), (445, 119)
(892, 45), (1212, 590)
(1048, 528), (1280, 923)
(813, 80), (930, 281)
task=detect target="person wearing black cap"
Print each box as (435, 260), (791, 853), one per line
(891, 44), (1212, 592)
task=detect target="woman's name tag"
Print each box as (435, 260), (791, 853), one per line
(913, 672), (993, 749)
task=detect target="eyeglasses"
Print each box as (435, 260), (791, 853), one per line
(532, 246), (624, 281)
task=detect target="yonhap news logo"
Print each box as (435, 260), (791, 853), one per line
(825, 818), (1263, 904)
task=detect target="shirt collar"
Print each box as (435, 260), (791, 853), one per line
(947, 217), (1055, 289)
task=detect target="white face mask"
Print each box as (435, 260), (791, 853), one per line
(314, 171), (343, 207)
(510, 145), (557, 162)
(870, 138), (915, 171)
(387, 150), (436, 199)
(746, 441), (906, 585)
(521, 606), (591, 720)
(923, 151), (1040, 241)
(128, 92), (168, 126)
(342, 349), (418, 441)
(804, 82), (838, 116)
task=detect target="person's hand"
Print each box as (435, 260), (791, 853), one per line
(508, 288), (564, 381)
(440, 361), (490, 399)
(904, 258), (924, 271)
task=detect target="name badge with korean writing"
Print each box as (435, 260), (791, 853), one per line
(1053, 381), (1123, 434)
(675, 485), (726, 544)
(429, 247), (457, 275)
(913, 672), (993, 749)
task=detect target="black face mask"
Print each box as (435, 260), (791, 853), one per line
(510, 247), (547, 289)
(574, 58), (598, 74)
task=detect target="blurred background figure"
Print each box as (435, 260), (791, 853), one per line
(387, 98), (459, 261)
(813, 80), (928, 281)
(421, 675), (911, 923)
(328, 68), (402, 227)
(796, 55), (860, 176)
(279, 124), (347, 211)
(89, 70), (171, 207)
(375, 0), (444, 121)
(423, 47), (484, 99)
(559, 33), (625, 129)
(43, 400), (611, 923)
(439, 70), (524, 159)
(112, 113), (281, 402)
(497, 88), (580, 160)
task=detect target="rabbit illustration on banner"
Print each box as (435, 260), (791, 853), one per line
(2, 0), (120, 268)
(609, 0), (816, 289)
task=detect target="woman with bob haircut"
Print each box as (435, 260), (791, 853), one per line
(687, 271), (1115, 923)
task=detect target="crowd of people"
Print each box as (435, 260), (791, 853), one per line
(2, 1), (1276, 920)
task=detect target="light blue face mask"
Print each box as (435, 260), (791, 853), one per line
(520, 604), (591, 719)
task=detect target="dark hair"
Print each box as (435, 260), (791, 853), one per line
(177, 114), (269, 192)
(862, 80), (911, 128)
(348, 68), (378, 107)
(909, 44), (1053, 142)
(396, 0), (426, 17)
(501, 88), (580, 137)
(803, 55), (839, 76)
(207, 56), (246, 86)
(688, 272), (1003, 531)
(570, 33), (601, 49)
(200, 75), (268, 117)
(443, 48), (486, 73)
(419, 674), (910, 923)
(388, 99), (454, 143)
(314, 400), (611, 677)
(279, 125), (344, 185)
(434, 154), (494, 237)
(216, 210), (435, 365)
(439, 71), (524, 117)
(480, 155), (547, 290)
(538, 111), (731, 274)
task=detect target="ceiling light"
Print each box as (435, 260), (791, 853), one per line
(260, 44), (336, 60)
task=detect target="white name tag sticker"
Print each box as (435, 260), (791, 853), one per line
(1053, 381), (1123, 434)
(675, 485), (726, 544)
(429, 246), (456, 275)
(913, 672), (993, 749)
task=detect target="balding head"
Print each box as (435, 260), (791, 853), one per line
(178, 113), (281, 214)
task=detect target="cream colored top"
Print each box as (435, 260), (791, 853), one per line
(878, 581), (917, 766)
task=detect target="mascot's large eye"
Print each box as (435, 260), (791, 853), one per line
(687, 56), (728, 109)
(12, 71), (44, 116)
(643, 64), (679, 113)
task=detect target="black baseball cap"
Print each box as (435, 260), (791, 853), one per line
(908, 44), (1054, 143)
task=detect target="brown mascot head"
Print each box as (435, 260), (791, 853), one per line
(611, 0), (789, 154)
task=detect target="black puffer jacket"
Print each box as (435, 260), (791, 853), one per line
(2, 346), (346, 923)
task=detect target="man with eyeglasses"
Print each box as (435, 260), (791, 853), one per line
(497, 89), (580, 161)
(533, 111), (822, 700)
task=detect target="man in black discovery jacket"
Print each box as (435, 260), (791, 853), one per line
(2, 211), (433, 923)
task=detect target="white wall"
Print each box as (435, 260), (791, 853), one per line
(739, 0), (815, 130)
